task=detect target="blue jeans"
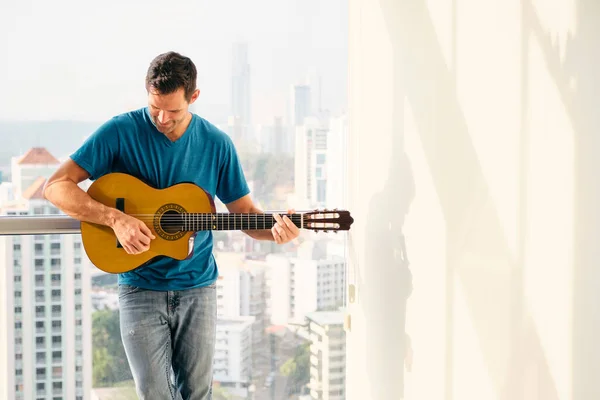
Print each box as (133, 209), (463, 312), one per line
(118, 283), (217, 400)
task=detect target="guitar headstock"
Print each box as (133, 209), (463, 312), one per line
(303, 209), (354, 232)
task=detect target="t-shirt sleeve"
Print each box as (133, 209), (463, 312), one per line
(216, 136), (251, 204)
(70, 118), (120, 180)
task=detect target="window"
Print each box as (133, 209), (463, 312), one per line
(1, 1), (348, 399)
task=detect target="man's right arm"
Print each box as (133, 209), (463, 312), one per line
(43, 159), (120, 227)
(43, 159), (155, 254)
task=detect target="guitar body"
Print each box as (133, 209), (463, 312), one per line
(81, 173), (215, 274)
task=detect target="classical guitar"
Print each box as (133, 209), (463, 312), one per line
(80, 173), (354, 274)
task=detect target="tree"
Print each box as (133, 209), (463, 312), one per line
(238, 151), (295, 210)
(252, 154), (294, 204)
(280, 342), (310, 394)
(92, 309), (133, 387)
(211, 385), (232, 400)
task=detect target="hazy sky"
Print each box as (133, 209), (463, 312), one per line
(0, 0), (347, 125)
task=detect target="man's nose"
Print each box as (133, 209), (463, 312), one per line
(158, 111), (169, 123)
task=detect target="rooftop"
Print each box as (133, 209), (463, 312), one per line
(305, 310), (345, 326)
(217, 316), (255, 330)
(22, 176), (47, 200)
(18, 147), (60, 165)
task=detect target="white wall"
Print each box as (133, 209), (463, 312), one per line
(346, 0), (598, 399)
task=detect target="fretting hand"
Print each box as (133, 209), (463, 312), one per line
(271, 209), (300, 245)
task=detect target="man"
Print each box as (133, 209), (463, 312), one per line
(43, 51), (299, 400)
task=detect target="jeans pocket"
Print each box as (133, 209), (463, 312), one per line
(118, 284), (143, 298)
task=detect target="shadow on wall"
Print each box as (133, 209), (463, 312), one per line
(358, 2), (416, 396)
(362, 0), (600, 399)
(361, 102), (415, 398)
(530, 1), (600, 398)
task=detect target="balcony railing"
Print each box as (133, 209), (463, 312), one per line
(0, 215), (80, 235)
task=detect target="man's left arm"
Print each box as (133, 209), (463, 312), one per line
(225, 194), (299, 244)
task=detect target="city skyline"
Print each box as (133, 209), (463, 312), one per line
(0, 0), (347, 126)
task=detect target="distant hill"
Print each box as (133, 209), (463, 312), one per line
(0, 120), (102, 173)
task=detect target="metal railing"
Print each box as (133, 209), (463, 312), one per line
(0, 216), (81, 235)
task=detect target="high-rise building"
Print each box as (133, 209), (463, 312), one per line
(213, 316), (255, 398)
(326, 114), (348, 209)
(215, 253), (268, 361)
(295, 117), (329, 208)
(305, 311), (346, 400)
(290, 84), (311, 128)
(0, 148), (92, 400)
(231, 41), (251, 142)
(256, 116), (290, 155)
(267, 241), (346, 326)
(294, 113), (348, 209)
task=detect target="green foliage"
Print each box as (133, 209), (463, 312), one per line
(92, 309), (133, 387)
(212, 385), (232, 400)
(280, 342), (310, 394)
(240, 151), (295, 209)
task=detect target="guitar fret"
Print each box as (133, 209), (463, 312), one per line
(181, 212), (305, 232)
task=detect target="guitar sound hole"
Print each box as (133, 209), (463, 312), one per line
(160, 210), (183, 234)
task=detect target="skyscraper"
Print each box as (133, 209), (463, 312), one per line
(290, 84), (311, 127)
(0, 148), (92, 400)
(231, 42), (251, 142)
(306, 311), (346, 400)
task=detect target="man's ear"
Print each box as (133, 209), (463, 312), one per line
(190, 89), (200, 104)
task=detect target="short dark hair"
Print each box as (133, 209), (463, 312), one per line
(145, 52), (197, 102)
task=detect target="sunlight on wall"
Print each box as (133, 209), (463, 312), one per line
(403, 100), (447, 400)
(455, 0), (522, 259)
(346, 0), (398, 398)
(425, 0), (454, 71)
(524, 14), (575, 400)
(452, 275), (498, 400)
(531, 0), (577, 62)
(348, 0), (578, 399)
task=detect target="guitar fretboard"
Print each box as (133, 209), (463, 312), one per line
(180, 213), (303, 231)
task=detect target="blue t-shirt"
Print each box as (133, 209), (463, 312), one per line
(70, 107), (250, 291)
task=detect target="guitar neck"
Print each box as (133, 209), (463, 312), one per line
(180, 213), (303, 231)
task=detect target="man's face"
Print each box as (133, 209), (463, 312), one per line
(147, 87), (199, 136)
